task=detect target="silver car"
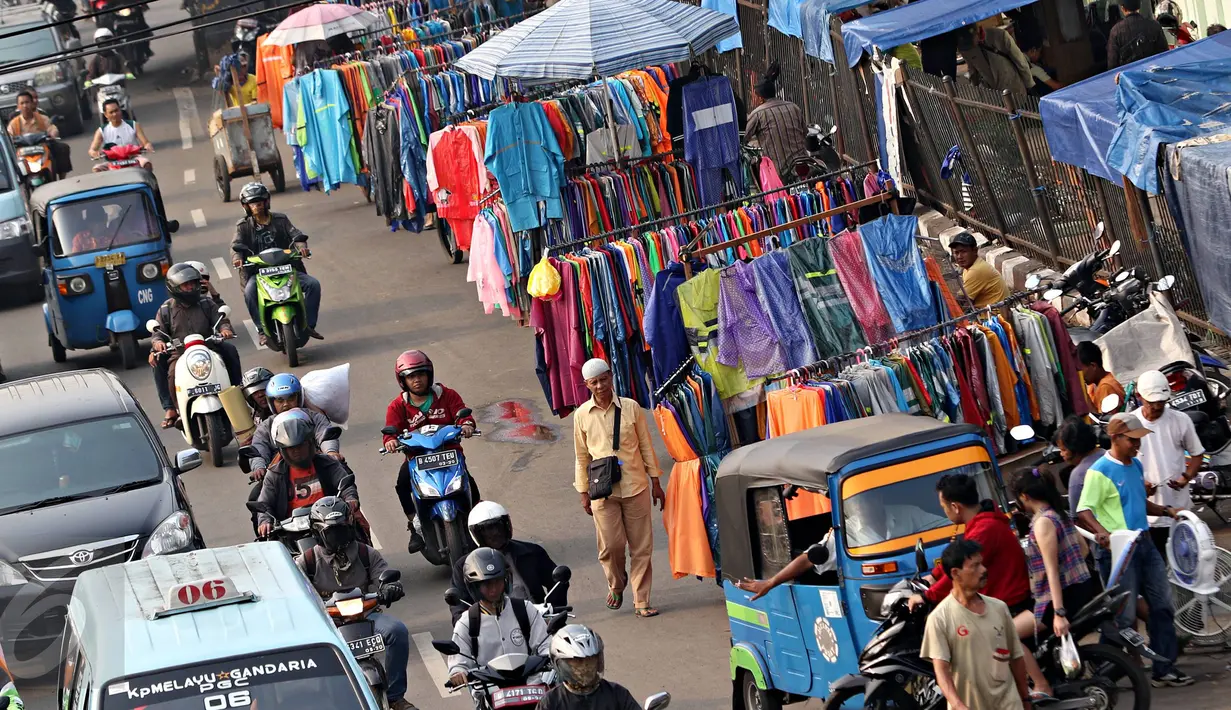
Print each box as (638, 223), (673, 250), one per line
(0, 19), (89, 136)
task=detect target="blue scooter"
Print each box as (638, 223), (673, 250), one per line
(380, 409), (480, 568)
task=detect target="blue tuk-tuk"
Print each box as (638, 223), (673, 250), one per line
(718, 415), (1008, 709)
(29, 169), (179, 369)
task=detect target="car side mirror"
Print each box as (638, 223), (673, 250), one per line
(644, 692), (671, 710)
(174, 448), (202, 474)
(167, 219), (179, 234)
(443, 587), (464, 607)
(378, 569), (400, 584)
(322, 426), (342, 441)
(432, 639), (461, 656)
(551, 565), (572, 583)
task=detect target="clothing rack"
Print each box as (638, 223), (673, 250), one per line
(544, 158), (881, 256)
(566, 148), (682, 176)
(653, 357), (696, 399)
(349, 1), (529, 43)
(443, 78), (591, 125)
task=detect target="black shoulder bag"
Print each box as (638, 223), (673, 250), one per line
(587, 402), (623, 500)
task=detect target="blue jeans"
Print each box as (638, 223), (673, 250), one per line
(1114, 538), (1179, 677)
(371, 612), (409, 702)
(244, 271), (321, 332)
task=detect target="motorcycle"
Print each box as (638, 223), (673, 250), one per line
(444, 565), (576, 635)
(12, 132), (58, 193)
(92, 143), (152, 173)
(147, 305), (237, 467)
(792, 124), (841, 179)
(40, 1), (80, 40)
(822, 540), (1154, 710)
(379, 410), (481, 568)
(84, 72), (136, 122)
(238, 246), (311, 367)
(246, 502), (315, 558)
(325, 568), (403, 710)
(111, 3), (152, 74)
(231, 17), (273, 60)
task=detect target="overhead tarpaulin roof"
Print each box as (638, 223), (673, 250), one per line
(1161, 133), (1231, 335)
(839, 0), (1039, 68)
(1040, 31), (1231, 184)
(800, 0), (868, 64)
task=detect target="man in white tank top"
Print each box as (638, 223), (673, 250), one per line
(88, 99), (154, 159)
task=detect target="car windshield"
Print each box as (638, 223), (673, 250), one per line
(0, 23), (57, 63)
(102, 646), (367, 710)
(51, 192), (160, 257)
(0, 415), (160, 515)
(840, 447), (1000, 555)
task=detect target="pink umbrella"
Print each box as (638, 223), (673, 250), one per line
(263, 3), (379, 47)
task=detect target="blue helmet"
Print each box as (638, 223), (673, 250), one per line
(265, 373), (303, 408)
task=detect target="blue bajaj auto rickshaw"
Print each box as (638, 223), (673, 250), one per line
(30, 169), (179, 369)
(718, 415), (1007, 709)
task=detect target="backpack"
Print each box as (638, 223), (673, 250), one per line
(302, 543), (371, 581)
(468, 596), (533, 659)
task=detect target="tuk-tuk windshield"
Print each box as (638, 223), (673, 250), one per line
(841, 447), (998, 555)
(51, 192), (160, 257)
(102, 646), (367, 710)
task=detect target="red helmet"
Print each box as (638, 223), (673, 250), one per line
(395, 350), (434, 390)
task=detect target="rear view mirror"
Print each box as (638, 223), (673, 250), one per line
(1043, 288), (1063, 302)
(551, 565), (572, 583)
(218, 305), (232, 317)
(805, 542), (830, 567)
(443, 587), (464, 607)
(1009, 424), (1036, 442)
(644, 692), (671, 710)
(1156, 274), (1176, 291)
(1093, 221), (1105, 241)
(1024, 274), (1041, 290)
(456, 408), (473, 419)
(1115, 270), (1130, 283)
(291, 506), (311, 518)
(146, 319), (161, 333)
(337, 474), (355, 491)
(174, 448), (202, 473)
(381, 425), (398, 436)
(1101, 393), (1121, 414)
(829, 125), (838, 135)
(167, 219), (180, 234)
(1107, 240), (1121, 258)
(378, 569), (400, 584)
(245, 500), (266, 514)
(432, 639), (461, 656)
(322, 426), (342, 441)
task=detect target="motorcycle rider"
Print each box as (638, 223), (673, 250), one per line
(149, 263), (240, 430)
(539, 625), (640, 710)
(255, 412), (358, 537)
(86, 29), (127, 80)
(248, 373), (342, 482)
(448, 501), (568, 623)
(185, 260), (225, 307)
(447, 548), (551, 688)
(230, 182), (323, 345)
(241, 366), (275, 424)
(7, 91), (71, 180)
(295, 496), (415, 710)
(383, 350), (478, 553)
(87, 99), (153, 160)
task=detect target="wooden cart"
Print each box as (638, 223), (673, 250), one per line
(209, 102), (286, 202)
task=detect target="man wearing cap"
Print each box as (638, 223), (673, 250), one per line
(1132, 369), (1204, 554)
(950, 232), (1011, 308)
(1076, 412), (1192, 688)
(573, 358), (664, 618)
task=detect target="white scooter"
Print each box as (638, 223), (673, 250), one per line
(147, 306), (236, 467)
(84, 72), (136, 121)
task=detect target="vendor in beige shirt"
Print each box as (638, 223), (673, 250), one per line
(573, 358), (664, 618)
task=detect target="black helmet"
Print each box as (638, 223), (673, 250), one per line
(309, 496), (354, 553)
(165, 262), (202, 306)
(241, 366), (274, 403)
(462, 547), (508, 603)
(240, 182), (270, 210)
(271, 410), (315, 466)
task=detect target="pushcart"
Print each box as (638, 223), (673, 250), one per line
(210, 102), (286, 202)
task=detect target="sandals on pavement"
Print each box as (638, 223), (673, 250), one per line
(634, 606), (660, 618)
(161, 412), (180, 429)
(606, 591), (623, 610)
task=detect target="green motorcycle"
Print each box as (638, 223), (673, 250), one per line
(243, 247), (310, 367)
(1, 679), (22, 709)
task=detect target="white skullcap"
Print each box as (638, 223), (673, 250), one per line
(582, 358), (611, 380)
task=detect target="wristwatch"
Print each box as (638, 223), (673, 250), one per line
(1054, 608), (1067, 618)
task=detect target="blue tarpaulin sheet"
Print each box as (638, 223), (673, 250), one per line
(800, 0), (868, 63)
(1040, 32), (1231, 183)
(769, 0), (803, 38)
(1162, 135), (1231, 334)
(1107, 59), (1231, 193)
(839, 0), (1038, 67)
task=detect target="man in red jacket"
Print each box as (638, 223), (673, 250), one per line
(908, 473), (1053, 700)
(383, 350), (478, 553)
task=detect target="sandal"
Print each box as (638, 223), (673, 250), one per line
(634, 607), (660, 618)
(606, 591), (623, 610)
(1030, 691), (1056, 703)
(161, 412), (179, 429)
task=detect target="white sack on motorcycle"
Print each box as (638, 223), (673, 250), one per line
(302, 363), (351, 429)
(1096, 293), (1195, 386)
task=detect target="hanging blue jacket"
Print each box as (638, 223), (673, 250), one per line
(296, 70), (359, 191)
(645, 261), (702, 388)
(485, 103), (565, 232)
(683, 76), (743, 207)
(859, 214), (937, 333)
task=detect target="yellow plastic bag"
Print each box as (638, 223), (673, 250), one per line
(528, 253), (561, 299)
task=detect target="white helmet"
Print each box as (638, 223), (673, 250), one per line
(550, 625), (604, 694)
(467, 501), (512, 547)
(186, 260), (209, 279)
(93, 28), (114, 43)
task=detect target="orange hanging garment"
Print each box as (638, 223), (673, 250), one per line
(766, 387), (833, 519)
(256, 36), (294, 129)
(656, 405), (716, 579)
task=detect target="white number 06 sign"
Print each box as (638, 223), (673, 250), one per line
(204, 691), (252, 709)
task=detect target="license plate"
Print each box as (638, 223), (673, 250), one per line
(259, 264), (293, 276)
(491, 686), (547, 709)
(347, 634), (385, 658)
(416, 449), (459, 471)
(94, 252), (126, 268)
(187, 383), (222, 397)
(112, 160), (138, 167)
(1172, 389), (1207, 410)
(1120, 628), (1146, 646)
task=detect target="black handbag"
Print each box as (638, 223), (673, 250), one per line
(587, 403), (623, 500)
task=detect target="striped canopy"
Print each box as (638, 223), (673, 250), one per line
(454, 0), (741, 80)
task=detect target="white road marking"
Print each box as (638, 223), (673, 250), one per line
(184, 168), (195, 185)
(369, 529), (382, 550)
(191, 209), (206, 228)
(243, 319), (267, 350)
(210, 257), (232, 281)
(173, 87), (198, 150)
(411, 633), (455, 698)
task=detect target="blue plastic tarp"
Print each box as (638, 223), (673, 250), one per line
(1162, 135), (1231, 334)
(1106, 59), (1231, 193)
(1040, 31), (1231, 183)
(769, 0), (803, 39)
(800, 0), (867, 63)
(839, 0), (1038, 68)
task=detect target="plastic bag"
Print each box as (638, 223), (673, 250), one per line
(527, 253), (560, 299)
(1059, 633), (1081, 678)
(301, 363), (351, 429)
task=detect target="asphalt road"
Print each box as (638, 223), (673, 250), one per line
(0, 5), (730, 710)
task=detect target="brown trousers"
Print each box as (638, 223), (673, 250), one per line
(592, 487), (653, 608)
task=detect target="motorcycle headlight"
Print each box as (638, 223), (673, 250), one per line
(186, 351), (212, 380)
(0, 559), (27, 587)
(416, 478), (442, 498)
(142, 511), (194, 557)
(0, 216), (31, 242)
(118, 7), (132, 15)
(444, 474), (465, 495)
(34, 65), (65, 86)
(264, 284), (292, 302)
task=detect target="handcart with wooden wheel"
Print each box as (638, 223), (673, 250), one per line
(209, 101), (285, 202)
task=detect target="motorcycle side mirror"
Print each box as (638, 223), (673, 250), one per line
(1115, 270), (1130, 283)
(378, 569), (401, 584)
(1024, 274), (1041, 290)
(245, 500), (266, 513)
(291, 506), (311, 518)
(1101, 393), (1121, 414)
(443, 587), (464, 607)
(337, 474), (355, 490)
(125, 72), (135, 79)
(1093, 221), (1105, 241)
(551, 565), (572, 583)
(432, 639), (461, 656)
(456, 407), (473, 420)
(167, 219), (180, 234)
(146, 319), (161, 333)
(1009, 424), (1036, 442)
(1156, 275), (1176, 291)
(381, 425), (398, 436)
(644, 692), (671, 710)
(322, 426), (342, 441)
(914, 538), (927, 575)
(1043, 288), (1063, 302)
(218, 305), (232, 317)
(1107, 239), (1121, 258)
(547, 613), (570, 635)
